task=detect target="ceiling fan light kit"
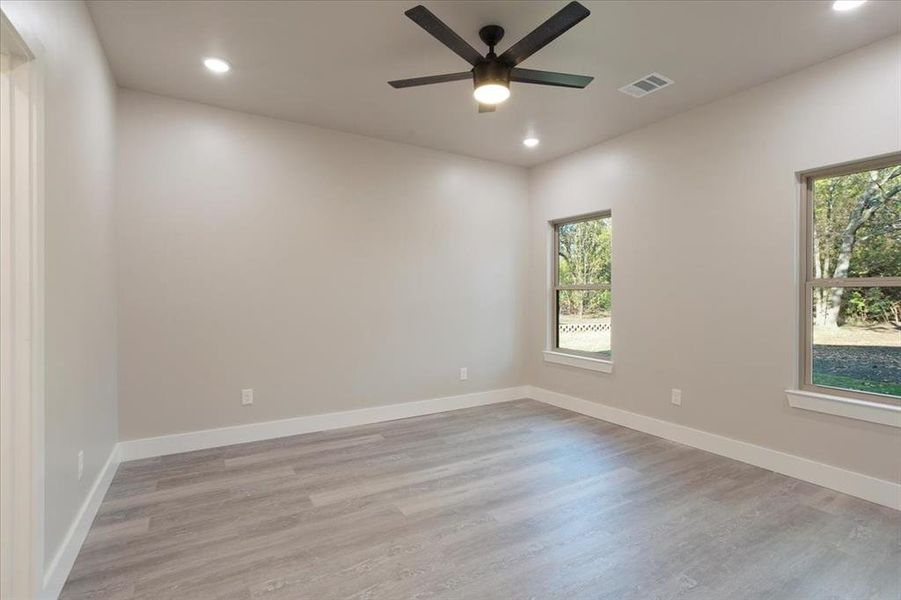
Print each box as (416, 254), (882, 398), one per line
(473, 59), (510, 105)
(389, 1), (594, 113)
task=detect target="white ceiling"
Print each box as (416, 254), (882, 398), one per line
(87, 1), (901, 167)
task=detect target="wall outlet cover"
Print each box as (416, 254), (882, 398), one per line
(671, 389), (682, 406)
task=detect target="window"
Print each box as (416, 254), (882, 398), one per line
(552, 212), (612, 361)
(801, 155), (900, 405)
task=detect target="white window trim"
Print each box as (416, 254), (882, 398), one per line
(545, 211), (613, 373)
(785, 389), (901, 429)
(543, 350), (613, 373)
(795, 154), (901, 416)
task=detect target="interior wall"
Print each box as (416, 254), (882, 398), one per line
(1, 0), (119, 572)
(115, 90), (529, 441)
(527, 35), (901, 482)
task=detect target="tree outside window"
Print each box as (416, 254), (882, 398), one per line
(806, 158), (900, 400)
(554, 213), (612, 358)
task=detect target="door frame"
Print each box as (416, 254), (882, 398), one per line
(1, 8), (45, 599)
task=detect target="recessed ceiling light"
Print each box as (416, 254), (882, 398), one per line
(832, 0), (867, 11)
(523, 137), (540, 148)
(203, 57), (231, 74)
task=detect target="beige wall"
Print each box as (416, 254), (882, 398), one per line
(118, 36), (901, 482)
(1, 0), (119, 570)
(527, 35), (901, 482)
(115, 90), (529, 440)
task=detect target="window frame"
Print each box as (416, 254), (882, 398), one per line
(550, 210), (613, 362)
(799, 153), (901, 407)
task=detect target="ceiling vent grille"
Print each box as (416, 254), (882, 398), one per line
(618, 72), (673, 98)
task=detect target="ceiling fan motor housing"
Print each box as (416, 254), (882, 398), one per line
(473, 59), (510, 90)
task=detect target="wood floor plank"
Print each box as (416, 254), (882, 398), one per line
(60, 400), (901, 600)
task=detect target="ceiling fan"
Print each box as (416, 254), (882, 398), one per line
(388, 1), (593, 113)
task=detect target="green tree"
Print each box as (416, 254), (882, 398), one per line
(558, 218), (611, 317)
(813, 165), (900, 327)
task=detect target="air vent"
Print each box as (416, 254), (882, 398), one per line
(618, 72), (673, 98)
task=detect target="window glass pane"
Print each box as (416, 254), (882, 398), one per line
(557, 217), (612, 285)
(812, 164), (901, 279)
(557, 289), (611, 358)
(811, 286), (900, 398)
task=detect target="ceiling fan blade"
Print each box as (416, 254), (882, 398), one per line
(405, 5), (484, 66)
(388, 72), (472, 88)
(478, 103), (496, 113)
(498, 1), (590, 67)
(510, 67), (593, 88)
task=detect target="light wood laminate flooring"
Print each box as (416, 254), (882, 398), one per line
(61, 400), (901, 599)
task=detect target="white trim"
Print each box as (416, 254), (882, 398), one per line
(786, 389), (901, 428)
(546, 212), (615, 366)
(0, 17), (45, 599)
(40, 445), (119, 600)
(545, 223), (555, 351)
(119, 387), (529, 462)
(542, 350), (613, 373)
(525, 386), (901, 511)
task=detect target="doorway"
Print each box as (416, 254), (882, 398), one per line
(1, 9), (44, 599)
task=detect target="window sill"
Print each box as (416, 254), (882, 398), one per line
(543, 351), (613, 373)
(785, 389), (901, 428)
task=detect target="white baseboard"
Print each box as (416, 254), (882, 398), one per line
(41, 384), (897, 600)
(119, 386), (529, 462)
(525, 386), (900, 511)
(41, 444), (121, 600)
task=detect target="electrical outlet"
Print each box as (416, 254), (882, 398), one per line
(77, 450), (84, 480)
(241, 388), (254, 405)
(459, 367), (468, 381)
(671, 388), (682, 406)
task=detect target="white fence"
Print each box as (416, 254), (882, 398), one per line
(559, 322), (611, 334)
